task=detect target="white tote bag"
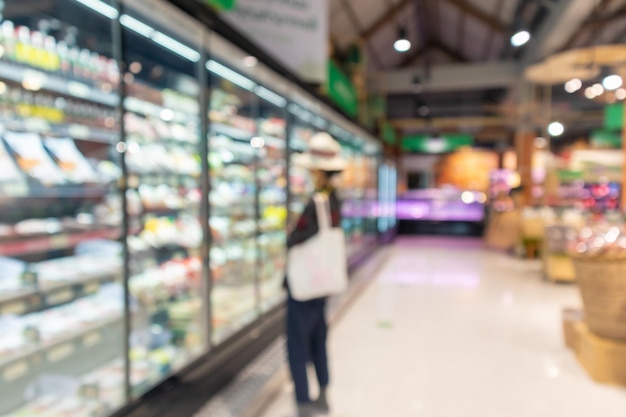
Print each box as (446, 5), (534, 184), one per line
(287, 193), (348, 301)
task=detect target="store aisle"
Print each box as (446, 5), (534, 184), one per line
(259, 237), (626, 417)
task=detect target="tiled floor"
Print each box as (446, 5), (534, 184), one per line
(258, 237), (626, 417)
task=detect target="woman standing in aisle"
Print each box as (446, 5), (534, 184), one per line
(286, 132), (347, 417)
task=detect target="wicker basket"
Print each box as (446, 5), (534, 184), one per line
(572, 254), (626, 340)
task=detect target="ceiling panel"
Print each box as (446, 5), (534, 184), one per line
(330, 7), (358, 48)
(466, 0), (501, 18)
(439, 0), (461, 51)
(349, 0), (390, 32)
(488, 35), (506, 60)
(499, 0), (520, 25)
(464, 15), (490, 61)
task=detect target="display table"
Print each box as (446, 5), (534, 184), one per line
(563, 309), (626, 386)
(542, 225), (578, 283)
(484, 209), (521, 251)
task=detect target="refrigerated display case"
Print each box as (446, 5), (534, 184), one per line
(0, 1), (126, 415)
(0, 0), (387, 416)
(121, 2), (207, 397)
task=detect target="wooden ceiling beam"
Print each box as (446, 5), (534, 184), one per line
(444, 0), (508, 34)
(391, 116), (507, 130)
(399, 44), (430, 68)
(561, 0), (622, 50)
(482, 0), (506, 60)
(360, 0), (413, 40)
(337, 0), (384, 68)
(431, 39), (470, 63)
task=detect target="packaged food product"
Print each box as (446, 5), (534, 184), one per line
(3, 132), (66, 184)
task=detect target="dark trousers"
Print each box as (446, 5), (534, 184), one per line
(287, 296), (329, 404)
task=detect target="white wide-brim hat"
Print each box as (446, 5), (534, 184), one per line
(294, 132), (347, 171)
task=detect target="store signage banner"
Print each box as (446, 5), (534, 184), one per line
(326, 60), (358, 117)
(203, 0), (238, 11)
(223, 0), (328, 83)
(402, 134), (473, 154)
(604, 103), (624, 130)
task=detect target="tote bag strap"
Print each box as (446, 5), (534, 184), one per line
(313, 193), (332, 230)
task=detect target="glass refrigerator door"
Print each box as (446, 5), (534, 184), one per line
(257, 91), (287, 312)
(207, 60), (258, 344)
(0, 0), (125, 415)
(121, 5), (205, 397)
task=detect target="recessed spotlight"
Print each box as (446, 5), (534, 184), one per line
(564, 78), (582, 93)
(548, 121), (564, 137)
(592, 83), (604, 96)
(603, 74), (622, 91)
(585, 86), (596, 99)
(511, 30), (530, 47)
(616, 88), (626, 100)
(394, 27), (411, 52)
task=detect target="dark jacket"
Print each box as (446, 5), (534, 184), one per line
(287, 190), (342, 249)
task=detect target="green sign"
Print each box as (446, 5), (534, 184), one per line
(326, 61), (358, 118)
(604, 103), (623, 130)
(381, 122), (396, 145)
(402, 134), (473, 153)
(558, 170), (584, 182)
(204, 0), (237, 11)
(591, 129), (621, 148)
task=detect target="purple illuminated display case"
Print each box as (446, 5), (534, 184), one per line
(397, 189), (486, 223)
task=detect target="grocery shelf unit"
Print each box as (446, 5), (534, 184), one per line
(0, 1), (390, 416)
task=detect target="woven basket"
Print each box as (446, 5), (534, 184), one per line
(572, 254), (626, 340)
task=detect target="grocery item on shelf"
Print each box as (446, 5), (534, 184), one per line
(569, 223), (626, 257)
(44, 137), (100, 183)
(0, 135), (25, 183)
(3, 132), (66, 184)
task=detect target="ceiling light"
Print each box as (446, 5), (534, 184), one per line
(394, 28), (411, 52)
(616, 88), (626, 100)
(256, 86), (287, 108)
(417, 105), (430, 117)
(585, 86), (596, 99)
(412, 75), (422, 93)
(206, 60), (256, 91)
(564, 78), (582, 93)
(511, 30), (531, 47)
(72, 0), (119, 19)
(548, 121), (564, 137)
(592, 83), (604, 96)
(603, 74), (623, 91)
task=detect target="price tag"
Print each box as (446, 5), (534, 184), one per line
(47, 342), (75, 363)
(49, 234), (70, 250)
(3, 360), (29, 382)
(83, 282), (100, 295)
(67, 81), (90, 98)
(83, 331), (103, 348)
(46, 288), (74, 305)
(69, 124), (91, 139)
(1, 300), (27, 315)
(24, 117), (50, 133)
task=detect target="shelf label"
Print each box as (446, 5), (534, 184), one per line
(83, 282), (100, 295)
(24, 117), (51, 132)
(49, 234), (70, 249)
(68, 81), (91, 98)
(46, 288), (74, 306)
(69, 124), (91, 139)
(3, 360), (29, 382)
(83, 331), (103, 348)
(47, 342), (75, 363)
(1, 300), (27, 315)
